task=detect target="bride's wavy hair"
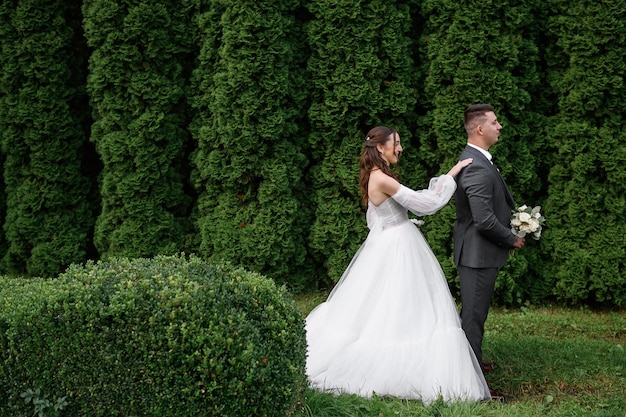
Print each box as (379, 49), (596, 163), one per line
(359, 126), (399, 206)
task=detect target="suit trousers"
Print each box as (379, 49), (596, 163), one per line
(458, 265), (499, 365)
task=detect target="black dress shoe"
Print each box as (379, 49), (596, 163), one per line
(481, 361), (497, 374)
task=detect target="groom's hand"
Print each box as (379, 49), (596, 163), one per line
(512, 237), (525, 248)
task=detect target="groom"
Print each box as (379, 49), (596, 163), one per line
(453, 103), (525, 367)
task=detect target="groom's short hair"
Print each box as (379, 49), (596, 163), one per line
(464, 103), (494, 135)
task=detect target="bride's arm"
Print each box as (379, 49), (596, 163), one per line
(391, 158), (472, 216)
(391, 176), (457, 216)
(372, 159), (471, 213)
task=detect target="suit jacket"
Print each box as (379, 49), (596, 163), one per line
(453, 145), (516, 268)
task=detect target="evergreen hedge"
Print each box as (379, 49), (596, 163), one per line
(83, 0), (194, 258)
(0, 0), (93, 277)
(542, 0), (626, 305)
(188, 0), (313, 291)
(0, 255), (307, 416)
(0, 0), (623, 306)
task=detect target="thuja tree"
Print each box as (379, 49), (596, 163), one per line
(189, 0), (313, 290)
(419, 0), (547, 304)
(543, 0), (626, 306)
(306, 0), (417, 285)
(0, 157), (5, 265)
(0, 0), (93, 276)
(0, 10), (8, 265)
(83, 0), (194, 258)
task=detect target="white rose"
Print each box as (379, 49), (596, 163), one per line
(519, 212), (532, 223)
(518, 205), (528, 212)
(529, 218), (540, 231)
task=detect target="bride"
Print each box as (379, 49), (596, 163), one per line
(305, 126), (490, 404)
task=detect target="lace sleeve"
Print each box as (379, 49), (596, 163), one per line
(391, 175), (456, 216)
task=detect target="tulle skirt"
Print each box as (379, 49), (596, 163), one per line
(305, 221), (490, 403)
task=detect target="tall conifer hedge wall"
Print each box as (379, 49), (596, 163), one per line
(0, 0), (93, 277)
(83, 0), (194, 258)
(543, 0), (626, 305)
(188, 0), (312, 290)
(0, 0), (624, 306)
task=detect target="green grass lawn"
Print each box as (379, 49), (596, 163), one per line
(293, 293), (626, 417)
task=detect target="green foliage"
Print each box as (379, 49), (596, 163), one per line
(0, 0), (93, 276)
(188, 0), (314, 291)
(306, 0), (418, 284)
(0, 0), (624, 307)
(0, 255), (307, 417)
(83, 0), (195, 258)
(21, 388), (68, 417)
(543, 0), (626, 306)
(0, 157), (5, 265)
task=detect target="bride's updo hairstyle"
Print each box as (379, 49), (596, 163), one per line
(358, 126), (399, 206)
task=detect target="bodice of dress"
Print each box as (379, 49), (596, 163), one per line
(366, 175), (456, 233)
(366, 198), (408, 231)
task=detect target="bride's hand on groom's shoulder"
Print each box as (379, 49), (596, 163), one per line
(447, 158), (473, 178)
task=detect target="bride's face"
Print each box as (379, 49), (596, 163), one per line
(378, 133), (402, 165)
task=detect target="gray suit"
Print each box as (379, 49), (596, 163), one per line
(453, 145), (516, 363)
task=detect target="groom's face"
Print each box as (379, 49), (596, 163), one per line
(479, 111), (502, 147)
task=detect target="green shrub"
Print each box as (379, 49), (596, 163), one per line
(0, 254), (307, 417)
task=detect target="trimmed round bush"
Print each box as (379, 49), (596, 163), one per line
(0, 254), (307, 416)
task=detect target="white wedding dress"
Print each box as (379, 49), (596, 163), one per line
(305, 175), (490, 404)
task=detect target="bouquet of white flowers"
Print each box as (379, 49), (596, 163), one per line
(511, 205), (545, 240)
